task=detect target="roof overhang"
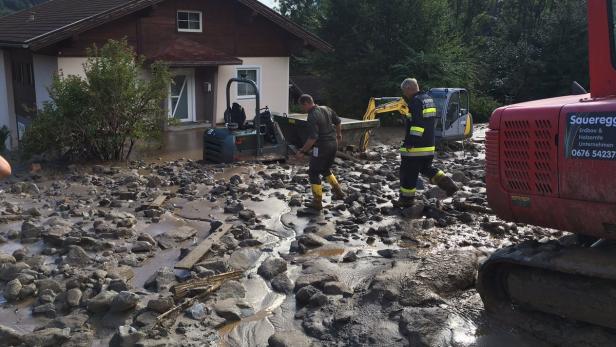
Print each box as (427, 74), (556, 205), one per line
(236, 0), (332, 52)
(27, 0), (165, 51)
(0, 0), (332, 53)
(147, 37), (243, 66)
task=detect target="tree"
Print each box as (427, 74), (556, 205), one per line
(278, 0), (588, 122)
(275, 0), (327, 33)
(303, 0), (478, 117)
(22, 39), (171, 161)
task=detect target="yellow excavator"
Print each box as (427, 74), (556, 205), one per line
(359, 88), (473, 151)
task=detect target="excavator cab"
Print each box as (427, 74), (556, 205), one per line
(359, 89), (473, 151)
(429, 88), (473, 142)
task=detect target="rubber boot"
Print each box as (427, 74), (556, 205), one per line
(433, 172), (459, 197)
(393, 196), (415, 208)
(305, 184), (324, 210)
(327, 174), (345, 201)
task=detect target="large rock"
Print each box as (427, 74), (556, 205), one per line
(295, 285), (320, 305)
(61, 332), (94, 347)
(86, 290), (118, 313)
(297, 234), (327, 249)
(323, 281), (353, 297)
(228, 248), (262, 271)
(64, 245), (92, 266)
(213, 299), (242, 322)
(0, 252), (16, 265)
(109, 325), (145, 347)
(0, 262), (30, 281)
(268, 331), (313, 347)
(131, 241), (154, 253)
(36, 278), (63, 295)
(147, 296), (174, 313)
(134, 311), (158, 329)
(33, 303), (56, 318)
(4, 278), (22, 301)
(271, 273), (294, 294)
(216, 280), (246, 300)
(48, 311), (89, 329)
(258, 258), (287, 280)
(21, 221), (44, 239)
(0, 324), (24, 346)
(295, 273), (338, 292)
(22, 328), (70, 347)
(110, 291), (139, 312)
(144, 267), (176, 292)
(238, 209), (256, 221)
(188, 303), (207, 320)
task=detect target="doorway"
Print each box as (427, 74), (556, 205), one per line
(168, 69), (196, 122)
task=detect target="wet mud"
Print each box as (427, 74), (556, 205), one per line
(0, 125), (609, 347)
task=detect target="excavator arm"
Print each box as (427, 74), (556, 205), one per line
(360, 97), (409, 151)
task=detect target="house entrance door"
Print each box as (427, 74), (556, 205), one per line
(168, 69), (196, 122)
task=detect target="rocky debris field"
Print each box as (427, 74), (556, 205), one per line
(0, 126), (570, 347)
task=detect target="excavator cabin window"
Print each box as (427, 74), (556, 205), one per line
(446, 92), (461, 128)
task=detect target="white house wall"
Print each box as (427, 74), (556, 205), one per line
(33, 54), (58, 109)
(216, 57), (289, 124)
(0, 49), (14, 149)
(57, 57), (88, 78)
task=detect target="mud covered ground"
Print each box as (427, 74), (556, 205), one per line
(0, 126), (602, 347)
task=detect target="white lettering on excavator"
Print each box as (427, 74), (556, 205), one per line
(570, 115), (616, 127)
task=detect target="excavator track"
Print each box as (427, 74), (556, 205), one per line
(477, 240), (616, 344)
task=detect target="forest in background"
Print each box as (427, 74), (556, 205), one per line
(277, 0), (588, 121)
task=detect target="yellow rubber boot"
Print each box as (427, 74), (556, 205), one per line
(327, 174), (345, 201)
(306, 184), (324, 210)
(431, 171), (458, 197)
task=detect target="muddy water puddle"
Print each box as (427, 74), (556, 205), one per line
(0, 297), (44, 334)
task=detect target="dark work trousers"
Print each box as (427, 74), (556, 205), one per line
(309, 141), (338, 184)
(400, 156), (440, 192)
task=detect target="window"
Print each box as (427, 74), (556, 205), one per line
(177, 11), (202, 32)
(13, 63), (34, 86)
(236, 67), (260, 99)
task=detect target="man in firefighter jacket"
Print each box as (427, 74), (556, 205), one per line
(396, 78), (458, 207)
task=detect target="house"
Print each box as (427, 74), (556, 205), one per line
(0, 0), (331, 150)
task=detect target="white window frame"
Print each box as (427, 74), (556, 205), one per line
(236, 66), (261, 100)
(177, 10), (203, 33)
(168, 69), (196, 123)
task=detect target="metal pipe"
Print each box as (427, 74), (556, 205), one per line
(225, 78), (261, 155)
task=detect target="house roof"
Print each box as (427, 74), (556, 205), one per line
(0, 0), (332, 52)
(148, 37), (243, 67)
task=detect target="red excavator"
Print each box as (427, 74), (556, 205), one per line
(477, 0), (616, 337)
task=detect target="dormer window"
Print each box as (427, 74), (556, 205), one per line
(177, 11), (202, 33)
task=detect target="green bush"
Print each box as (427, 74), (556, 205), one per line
(22, 38), (171, 161)
(470, 94), (501, 124)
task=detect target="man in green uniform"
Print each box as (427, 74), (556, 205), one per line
(296, 94), (345, 210)
(396, 78), (458, 207)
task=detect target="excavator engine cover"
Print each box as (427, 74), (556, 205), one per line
(485, 96), (616, 240)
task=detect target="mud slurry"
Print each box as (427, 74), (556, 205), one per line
(0, 125), (604, 347)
